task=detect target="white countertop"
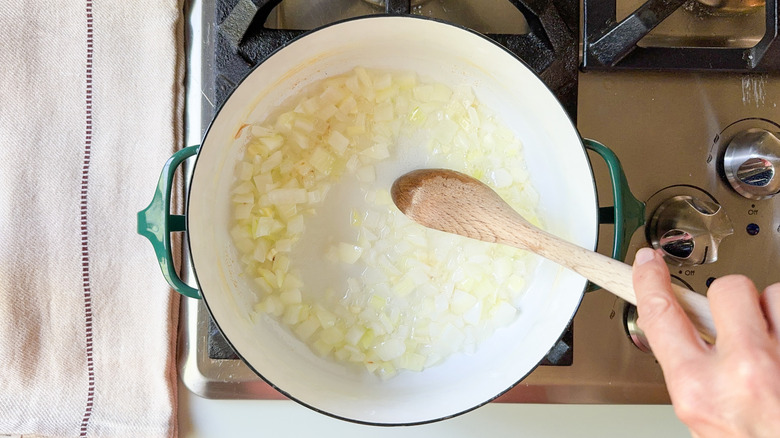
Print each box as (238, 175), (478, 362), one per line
(178, 384), (691, 438)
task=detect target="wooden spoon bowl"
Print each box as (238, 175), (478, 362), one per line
(391, 168), (716, 343)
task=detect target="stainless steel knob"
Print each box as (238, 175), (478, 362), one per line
(624, 304), (651, 353)
(647, 195), (733, 266)
(723, 128), (780, 200)
(624, 277), (695, 353)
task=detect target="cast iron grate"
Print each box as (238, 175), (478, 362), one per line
(208, 314), (574, 365)
(583, 0), (780, 71)
(213, 0), (580, 117)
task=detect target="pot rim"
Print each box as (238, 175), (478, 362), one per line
(185, 14), (596, 426)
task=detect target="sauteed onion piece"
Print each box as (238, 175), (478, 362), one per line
(229, 67), (540, 378)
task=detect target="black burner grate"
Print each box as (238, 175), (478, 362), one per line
(583, 0), (780, 71)
(213, 0), (580, 117)
(207, 314), (574, 365)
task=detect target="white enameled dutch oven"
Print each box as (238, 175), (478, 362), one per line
(138, 16), (643, 425)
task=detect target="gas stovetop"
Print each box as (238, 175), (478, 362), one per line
(179, 0), (780, 403)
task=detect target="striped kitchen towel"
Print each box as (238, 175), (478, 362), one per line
(0, 1), (183, 436)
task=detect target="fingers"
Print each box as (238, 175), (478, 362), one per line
(707, 275), (767, 350)
(632, 248), (707, 369)
(761, 282), (780, 337)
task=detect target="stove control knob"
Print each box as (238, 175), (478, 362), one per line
(647, 195), (733, 266)
(624, 276), (695, 353)
(723, 128), (780, 200)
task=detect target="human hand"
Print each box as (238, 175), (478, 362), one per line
(632, 247), (780, 438)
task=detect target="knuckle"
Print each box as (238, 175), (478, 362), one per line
(634, 262), (669, 287)
(636, 294), (676, 332)
(714, 349), (780, 410)
(729, 349), (779, 384)
(733, 355), (763, 381)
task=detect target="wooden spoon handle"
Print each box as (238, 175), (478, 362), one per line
(503, 222), (716, 343)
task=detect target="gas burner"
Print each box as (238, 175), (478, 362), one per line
(208, 0), (581, 371)
(695, 0), (764, 14)
(582, 0), (780, 70)
(361, 0), (430, 7)
(214, 0), (579, 116)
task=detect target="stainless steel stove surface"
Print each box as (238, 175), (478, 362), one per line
(179, 0), (780, 403)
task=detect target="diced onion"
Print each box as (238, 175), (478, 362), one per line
(229, 67), (540, 379)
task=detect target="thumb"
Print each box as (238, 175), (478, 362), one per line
(632, 248), (705, 369)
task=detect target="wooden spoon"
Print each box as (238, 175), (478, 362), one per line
(391, 168), (716, 343)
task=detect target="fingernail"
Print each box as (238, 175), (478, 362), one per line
(634, 248), (655, 266)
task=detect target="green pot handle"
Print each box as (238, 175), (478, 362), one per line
(137, 141), (641, 299)
(137, 145), (201, 299)
(583, 138), (646, 280)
